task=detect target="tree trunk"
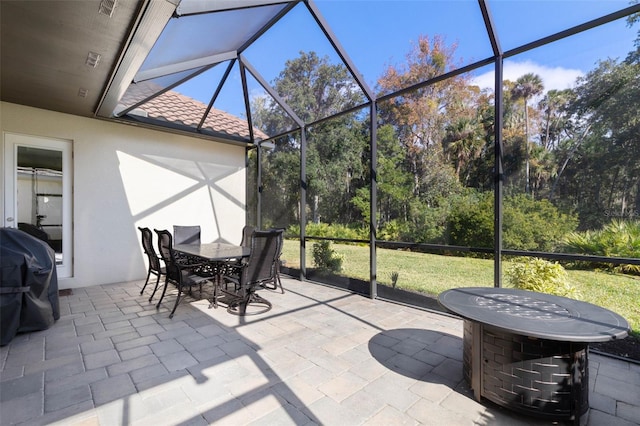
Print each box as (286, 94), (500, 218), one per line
(635, 178), (640, 217)
(524, 99), (530, 194)
(550, 125), (590, 200)
(607, 167), (620, 215)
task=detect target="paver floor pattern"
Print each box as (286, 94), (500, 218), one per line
(1, 278), (638, 425)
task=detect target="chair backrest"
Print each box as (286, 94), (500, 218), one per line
(155, 229), (180, 280)
(173, 225), (201, 245)
(242, 229), (283, 287)
(270, 227), (285, 253)
(138, 227), (161, 271)
(240, 225), (256, 247)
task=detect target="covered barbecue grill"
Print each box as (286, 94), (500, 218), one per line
(1, 227), (60, 345)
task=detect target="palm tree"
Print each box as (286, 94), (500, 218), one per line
(511, 73), (544, 194)
(443, 117), (482, 182)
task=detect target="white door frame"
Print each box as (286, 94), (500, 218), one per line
(3, 132), (73, 278)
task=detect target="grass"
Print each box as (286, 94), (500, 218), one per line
(282, 239), (640, 337)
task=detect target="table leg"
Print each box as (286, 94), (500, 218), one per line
(471, 322), (482, 401)
(208, 263), (222, 309)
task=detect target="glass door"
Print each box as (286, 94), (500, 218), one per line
(4, 133), (73, 278)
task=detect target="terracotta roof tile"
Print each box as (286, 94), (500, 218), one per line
(119, 81), (267, 141)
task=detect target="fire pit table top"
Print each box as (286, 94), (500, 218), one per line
(439, 287), (629, 342)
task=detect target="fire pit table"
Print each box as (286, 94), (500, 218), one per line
(438, 287), (629, 423)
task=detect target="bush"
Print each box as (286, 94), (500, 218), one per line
(503, 195), (577, 251)
(446, 191), (578, 252)
(446, 191), (495, 249)
(378, 219), (409, 242)
(288, 223), (367, 241)
(563, 220), (640, 274)
(312, 241), (344, 273)
(506, 257), (578, 298)
(405, 200), (449, 243)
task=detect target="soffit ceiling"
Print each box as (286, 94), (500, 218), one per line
(0, 0), (145, 117)
(0, 0), (300, 144)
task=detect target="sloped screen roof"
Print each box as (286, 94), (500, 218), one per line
(107, 0), (638, 146)
(114, 1), (294, 143)
(138, 3), (288, 74)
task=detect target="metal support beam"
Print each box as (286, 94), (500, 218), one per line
(237, 2), (300, 54)
(177, 0), (294, 16)
(133, 51), (237, 82)
(478, 0), (502, 57)
(480, 0), (504, 289)
(369, 102), (378, 299)
(199, 59), (236, 130)
(504, 4), (640, 59)
(115, 63), (215, 118)
(239, 60), (256, 143)
(257, 145), (263, 229)
(300, 128), (307, 281)
(240, 55), (305, 128)
(304, 0), (374, 102)
(494, 55), (504, 288)
(377, 57), (494, 104)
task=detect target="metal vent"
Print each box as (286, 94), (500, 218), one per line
(98, 0), (117, 17)
(78, 88), (89, 98)
(86, 51), (102, 68)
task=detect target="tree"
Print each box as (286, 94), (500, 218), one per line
(375, 124), (416, 224)
(252, 52), (369, 228)
(538, 89), (574, 151)
(377, 35), (478, 201)
(443, 116), (484, 184)
(273, 51), (364, 125)
(258, 140), (302, 227)
(511, 73), (544, 194)
(556, 58), (640, 229)
(306, 115), (369, 224)
(625, 0), (640, 64)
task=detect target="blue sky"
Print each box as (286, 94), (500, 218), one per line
(175, 0), (637, 118)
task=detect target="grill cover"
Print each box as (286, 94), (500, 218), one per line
(1, 227), (60, 345)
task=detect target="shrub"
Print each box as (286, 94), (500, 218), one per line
(312, 241), (344, 273)
(506, 257), (578, 298)
(289, 222), (367, 241)
(390, 271), (399, 288)
(405, 201), (449, 243)
(503, 195), (577, 252)
(446, 191), (578, 252)
(378, 219), (408, 242)
(446, 191), (495, 249)
(563, 220), (640, 275)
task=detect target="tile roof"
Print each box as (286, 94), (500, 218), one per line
(118, 81), (268, 142)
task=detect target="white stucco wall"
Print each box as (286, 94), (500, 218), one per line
(1, 102), (247, 289)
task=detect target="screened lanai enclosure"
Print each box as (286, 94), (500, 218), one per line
(100, 1), (640, 329)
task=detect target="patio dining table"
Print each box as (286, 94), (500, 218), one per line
(173, 242), (250, 308)
(173, 242), (250, 263)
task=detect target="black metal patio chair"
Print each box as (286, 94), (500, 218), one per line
(240, 225), (255, 248)
(222, 229), (283, 316)
(172, 224), (215, 275)
(222, 225), (256, 278)
(137, 227), (165, 302)
(173, 225), (201, 245)
(262, 228), (285, 294)
(154, 229), (214, 318)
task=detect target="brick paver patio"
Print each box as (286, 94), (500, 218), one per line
(1, 278), (638, 425)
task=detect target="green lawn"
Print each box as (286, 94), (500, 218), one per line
(282, 239), (640, 336)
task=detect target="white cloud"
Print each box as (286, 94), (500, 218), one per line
(471, 60), (584, 93)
